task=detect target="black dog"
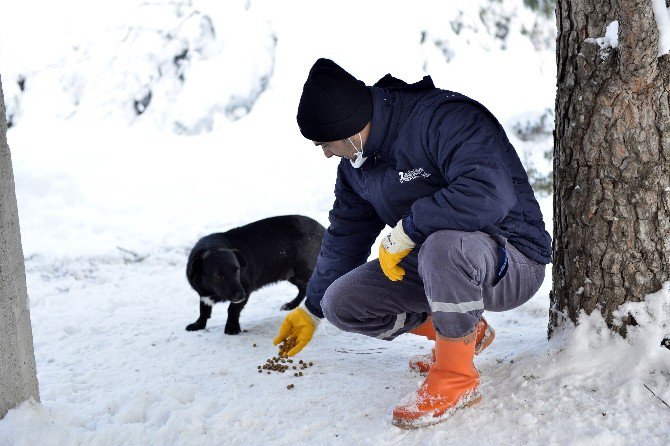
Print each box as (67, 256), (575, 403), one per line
(186, 215), (325, 335)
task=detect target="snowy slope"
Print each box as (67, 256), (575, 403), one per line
(1, 245), (669, 445)
(1, 0), (555, 258)
(1, 0), (669, 444)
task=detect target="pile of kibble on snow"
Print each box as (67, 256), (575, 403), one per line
(256, 338), (314, 390)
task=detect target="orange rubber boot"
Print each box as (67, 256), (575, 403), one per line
(393, 332), (481, 429)
(408, 348), (435, 374)
(408, 317), (495, 374)
(474, 317), (495, 355)
(406, 317), (436, 375)
(408, 316), (436, 340)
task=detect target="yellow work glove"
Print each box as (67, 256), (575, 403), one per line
(379, 220), (416, 281)
(273, 304), (321, 357)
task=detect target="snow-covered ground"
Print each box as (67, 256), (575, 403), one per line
(1, 0), (669, 444)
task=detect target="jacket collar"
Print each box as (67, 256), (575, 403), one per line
(362, 75), (436, 160)
(361, 87), (391, 159)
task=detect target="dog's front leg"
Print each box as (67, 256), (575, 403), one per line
(186, 300), (213, 331)
(224, 297), (249, 335)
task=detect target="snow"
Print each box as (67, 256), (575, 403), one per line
(651, 0), (670, 56)
(585, 21), (619, 60)
(587, 4), (670, 58)
(605, 21), (621, 49)
(1, 0), (669, 444)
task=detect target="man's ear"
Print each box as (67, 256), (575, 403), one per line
(231, 249), (248, 269)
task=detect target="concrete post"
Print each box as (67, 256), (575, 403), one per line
(0, 75), (40, 419)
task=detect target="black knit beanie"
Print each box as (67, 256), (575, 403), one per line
(297, 58), (373, 142)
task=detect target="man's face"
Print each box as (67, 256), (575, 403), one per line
(314, 138), (358, 160)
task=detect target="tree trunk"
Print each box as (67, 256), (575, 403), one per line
(0, 75), (40, 418)
(551, 1), (670, 335)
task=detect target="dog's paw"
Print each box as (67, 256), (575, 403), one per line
(186, 322), (206, 331)
(224, 324), (242, 335)
(281, 302), (298, 311)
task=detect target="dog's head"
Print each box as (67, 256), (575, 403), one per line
(187, 248), (248, 303)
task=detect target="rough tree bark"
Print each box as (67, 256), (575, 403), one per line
(0, 75), (40, 418)
(552, 1), (670, 335)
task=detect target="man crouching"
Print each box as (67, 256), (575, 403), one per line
(273, 58), (551, 428)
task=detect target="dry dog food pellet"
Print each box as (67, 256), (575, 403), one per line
(278, 338), (298, 357)
(257, 340), (315, 377)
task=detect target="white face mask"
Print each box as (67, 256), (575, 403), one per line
(348, 133), (367, 169)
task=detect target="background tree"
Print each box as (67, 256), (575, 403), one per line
(552, 1), (670, 335)
(0, 75), (39, 418)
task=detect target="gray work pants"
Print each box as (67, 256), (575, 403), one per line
(321, 230), (546, 339)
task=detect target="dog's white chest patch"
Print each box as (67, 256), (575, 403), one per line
(200, 296), (216, 307)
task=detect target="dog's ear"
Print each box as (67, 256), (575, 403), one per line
(231, 249), (248, 269)
(187, 253), (205, 283)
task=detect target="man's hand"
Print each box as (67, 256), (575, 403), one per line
(379, 220), (416, 281)
(273, 304), (321, 356)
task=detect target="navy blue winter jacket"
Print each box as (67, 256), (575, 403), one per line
(304, 75), (551, 318)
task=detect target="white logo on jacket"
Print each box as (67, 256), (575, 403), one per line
(399, 168), (431, 183)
